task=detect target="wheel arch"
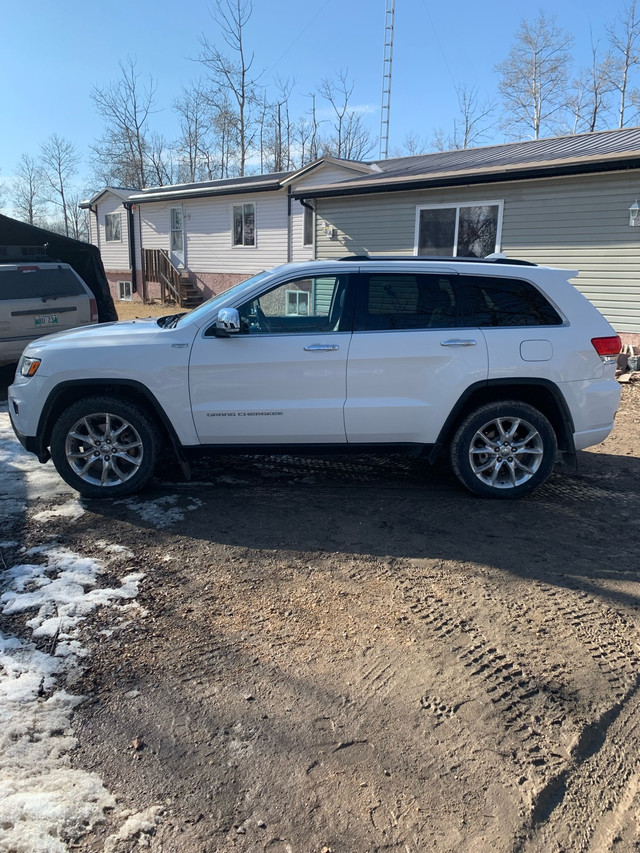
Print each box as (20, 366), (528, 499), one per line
(430, 379), (576, 464)
(37, 380), (183, 461)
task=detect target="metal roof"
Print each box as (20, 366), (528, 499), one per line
(293, 127), (640, 199)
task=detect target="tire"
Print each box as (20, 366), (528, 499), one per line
(50, 396), (160, 498)
(450, 401), (557, 499)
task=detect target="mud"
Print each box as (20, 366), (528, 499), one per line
(2, 383), (640, 852)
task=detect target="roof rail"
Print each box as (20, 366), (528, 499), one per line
(338, 254), (537, 267)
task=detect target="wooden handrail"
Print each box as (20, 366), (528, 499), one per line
(143, 248), (183, 305)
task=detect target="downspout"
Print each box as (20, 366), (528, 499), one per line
(286, 186), (292, 263)
(124, 202), (137, 294)
(297, 196), (316, 260)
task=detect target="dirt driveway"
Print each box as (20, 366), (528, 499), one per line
(2, 379), (640, 853)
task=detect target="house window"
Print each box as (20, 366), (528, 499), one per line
(117, 280), (132, 301)
(416, 202), (502, 257)
(303, 205), (314, 246)
(233, 203), (255, 246)
(105, 212), (121, 242)
(170, 207), (184, 253)
(286, 289), (310, 316)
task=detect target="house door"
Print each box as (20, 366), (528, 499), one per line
(170, 207), (185, 267)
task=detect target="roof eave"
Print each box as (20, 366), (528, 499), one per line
(293, 154), (640, 199)
(129, 181), (285, 204)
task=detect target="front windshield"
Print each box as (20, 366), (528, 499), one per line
(176, 271), (272, 326)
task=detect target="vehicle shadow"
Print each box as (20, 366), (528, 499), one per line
(87, 446), (640, 611)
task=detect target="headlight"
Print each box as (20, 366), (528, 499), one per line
(19, 356), (42, 377)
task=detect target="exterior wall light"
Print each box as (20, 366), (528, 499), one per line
(629, 199), (640, 226)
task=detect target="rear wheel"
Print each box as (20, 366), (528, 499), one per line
(450, 401), (557, 499)
(50, 396), (160, 498)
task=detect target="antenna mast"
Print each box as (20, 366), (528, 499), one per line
(379, 0), (395, 159)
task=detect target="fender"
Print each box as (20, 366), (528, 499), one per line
(429, 378), (577, 465)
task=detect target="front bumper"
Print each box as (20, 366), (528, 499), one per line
(7, 389), (51, 462)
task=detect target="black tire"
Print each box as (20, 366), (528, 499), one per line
(450, 400), (557, 499)
(50, 395), (160, 498)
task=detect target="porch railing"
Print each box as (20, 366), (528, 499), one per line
(143, 249), (182, 304)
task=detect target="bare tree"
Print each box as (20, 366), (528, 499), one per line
(568, 38), (615, 133)
(292, 94), (323, 167)
(606, 0), (640, 127)
(40, 134), (79, 236)
(430, 85), (496, 151)
(260, 77), (295, 173)
(12, 154), (47, 225)
(90, 57), (157, 188)
(198, 0), (260, 176)
(497, 12), (574, 139)
(174, 82), (216, 182)
(317, 69), (375, 160)
(393, 131), (430, 157)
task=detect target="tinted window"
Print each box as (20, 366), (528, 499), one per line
(460, 275), (563, 327)
(237, 275), (349, 334)
(356, 274), (459, 330)
(0, 267), (86, 300)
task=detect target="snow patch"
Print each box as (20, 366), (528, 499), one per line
(117, 493), (203, 528)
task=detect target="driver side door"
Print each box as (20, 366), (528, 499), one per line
(189, 273), (353, 445)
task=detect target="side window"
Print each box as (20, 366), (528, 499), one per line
(118, 281), (132, 301)
(233, 203), (255, 246)
(460, 275), (563, 327)
(356, 274), (459, 331)
(237, 275), (348, 334)
(105, 212), (121, 242)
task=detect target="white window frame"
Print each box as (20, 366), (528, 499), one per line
(232, 202), (256, 247)
(117, 280), (132, 301)
(413, 200), (504, 257)
(285, 289), (310, 316)
(105, 212), (122, 242)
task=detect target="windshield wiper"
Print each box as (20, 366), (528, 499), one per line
(157, 312), (186, 329)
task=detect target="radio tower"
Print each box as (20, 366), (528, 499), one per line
(379, 0), (395, 160)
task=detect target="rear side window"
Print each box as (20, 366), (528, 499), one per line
(356, 273), (459, 330)
(0, 267), (87, 300)
(460, 275), (563, 327)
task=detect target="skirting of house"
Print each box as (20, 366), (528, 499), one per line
(191, 272), (248, 302)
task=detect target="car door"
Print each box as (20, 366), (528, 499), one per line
(189, 272), (354, 444)
(344, 269), (489, 444)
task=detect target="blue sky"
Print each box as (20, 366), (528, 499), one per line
(0, 0), (631, 190)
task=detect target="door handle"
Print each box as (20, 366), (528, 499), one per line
(440, 339), (477, 347)
(304, 344), (340, 352)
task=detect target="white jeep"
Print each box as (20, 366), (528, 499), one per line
(8, 256), (621, 499)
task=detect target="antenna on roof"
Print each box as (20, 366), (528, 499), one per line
(379, 0), (395, 160)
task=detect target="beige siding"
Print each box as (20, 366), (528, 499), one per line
(290, 199), (315, 263)
(315, 171), (640, 333)
(95, 197), (130, 271)
(139, 191), (291, 274)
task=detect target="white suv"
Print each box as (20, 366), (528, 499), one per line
(8, 256), (621, 499)
(1, 259), (99, 365)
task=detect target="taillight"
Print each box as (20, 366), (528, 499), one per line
(591, 335), (621, 357)
(89, 298), (99, 323)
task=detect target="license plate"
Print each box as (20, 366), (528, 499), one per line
(34, 315), (59, 327)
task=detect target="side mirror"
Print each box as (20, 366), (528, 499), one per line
(213, 307), (241, 337)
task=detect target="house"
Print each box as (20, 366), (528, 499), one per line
(79, 159), (372, 307)
(82, 128), (640, 344)
(291, 127), (640, 345)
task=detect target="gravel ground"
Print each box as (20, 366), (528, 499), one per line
(2, 377), (640, 852)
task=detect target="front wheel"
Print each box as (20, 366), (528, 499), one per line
(50, 396), (160, 498)
(450, 401), (557, 499)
